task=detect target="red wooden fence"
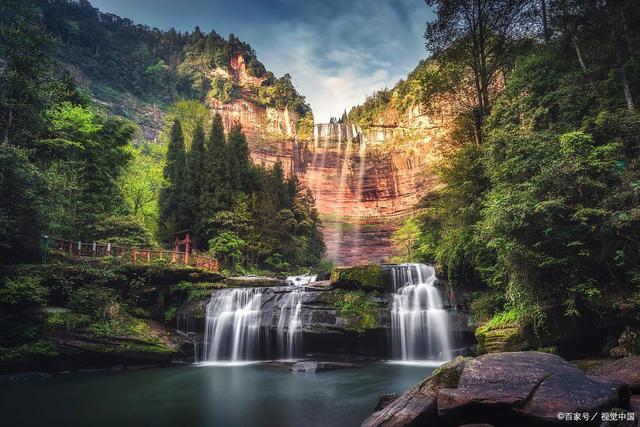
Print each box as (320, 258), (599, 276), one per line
(48, 237), (219, 271)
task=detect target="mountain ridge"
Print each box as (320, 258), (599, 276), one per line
(37, 0), (313, 143)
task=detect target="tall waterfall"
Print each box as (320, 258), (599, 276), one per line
(203, 288), (262, 361)
(389, 264), (452, 361)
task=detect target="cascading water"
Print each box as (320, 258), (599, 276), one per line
(203, 288), (262, 361)
(276, 287), (303, 360)
(277, 274), (316, 359)
(389, 263), (452, 361)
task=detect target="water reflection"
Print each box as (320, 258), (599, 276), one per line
(0, 363), (434, 427)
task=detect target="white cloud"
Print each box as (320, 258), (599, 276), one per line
(249, 1), (431, 122)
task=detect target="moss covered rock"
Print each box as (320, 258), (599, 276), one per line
(330, 265), (383, 290)
(331, 289), (380, 333)
(475, 322), (529, 354)
(224, 276), (284, 288)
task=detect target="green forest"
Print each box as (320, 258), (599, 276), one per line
(370, 0), (640, 343)
(0, 0), (324, 273)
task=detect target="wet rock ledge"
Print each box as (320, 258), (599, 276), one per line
(362, 352), (640, 427)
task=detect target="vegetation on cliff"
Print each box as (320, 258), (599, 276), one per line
(331, 290), (379, 333)
(0, 259), (222, 369)
(35, 0), (311, 123)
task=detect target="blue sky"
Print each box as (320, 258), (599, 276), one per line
(90, 0), (434, 122)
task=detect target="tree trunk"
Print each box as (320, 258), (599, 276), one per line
(612, 32), (636, 112)
(4, 109), (12, 143)
(571, 35), (597, 93)
(541, 0), (550, 43)
(618, 2), (637, 56)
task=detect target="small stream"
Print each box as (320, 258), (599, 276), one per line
(0, 362), (435, 427)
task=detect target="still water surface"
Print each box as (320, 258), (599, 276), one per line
(0, 362), (435, 427)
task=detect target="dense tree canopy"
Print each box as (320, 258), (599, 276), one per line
(393, 0), (640, 332)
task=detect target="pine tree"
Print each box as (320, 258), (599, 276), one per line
(271, 161), (288, 209)
(158, 118), (187, 239)
(226, 123), (252, 193)
(185, 121), (206, 246)
(200, 113), (230, 240)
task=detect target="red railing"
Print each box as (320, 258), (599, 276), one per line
(48, 238), (219, 271)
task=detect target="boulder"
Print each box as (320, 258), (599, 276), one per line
(589, 356), (640, 393)
(290, 361), (361, 374)
(588, 375), (630, 406)
(437, 352), (619, 425)
(361, 357), (470, 427)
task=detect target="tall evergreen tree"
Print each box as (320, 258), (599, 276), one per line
(201, 113), (230, 239)
(226, 123), (252, 193)
(185, 122), (206, 246)
(158, 119), (187, 239)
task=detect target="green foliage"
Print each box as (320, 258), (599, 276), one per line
(414, 1), (640, 334)
(332, 290), (379, 333)
(0, 144), (47, 261)
(68, 285), (119, 320)
(479, 309), (520, 331)
(158, 119), (187, 239)
(209, 77), (236, 103)
(157, 107), (324, 271)
(0, 276), (49, 306)
(164, 306), (178, 323)
(119, 142), (165, 237)
(314, 258), (336, 276)
(254, 73), (312, 116)
(392, 217), (421, 262)
(209, 231), (246, 269)
(0, 340), (59, 362)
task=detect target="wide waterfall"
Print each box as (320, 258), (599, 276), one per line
(389, 263), (452, 361)
(202, 275), (317, 362)
(203, 288), (263, 361)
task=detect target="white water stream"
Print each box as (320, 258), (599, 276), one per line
(389, 263), (452, 361)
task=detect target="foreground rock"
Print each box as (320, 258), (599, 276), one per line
(362, 352), (631, 427)
(290, 361), (362, 373)
(438, 352), (618, 424)
(589, 356), (640, 393)
(361, 357), (469, 427)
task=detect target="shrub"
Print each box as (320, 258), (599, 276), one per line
(0, 276), (49, 306)
(332, 290), (379, 333)
(68, 285), (119, 320)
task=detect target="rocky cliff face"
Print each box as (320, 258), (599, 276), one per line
(209, 54), (302, 141)
(250, 112), (450, 265)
